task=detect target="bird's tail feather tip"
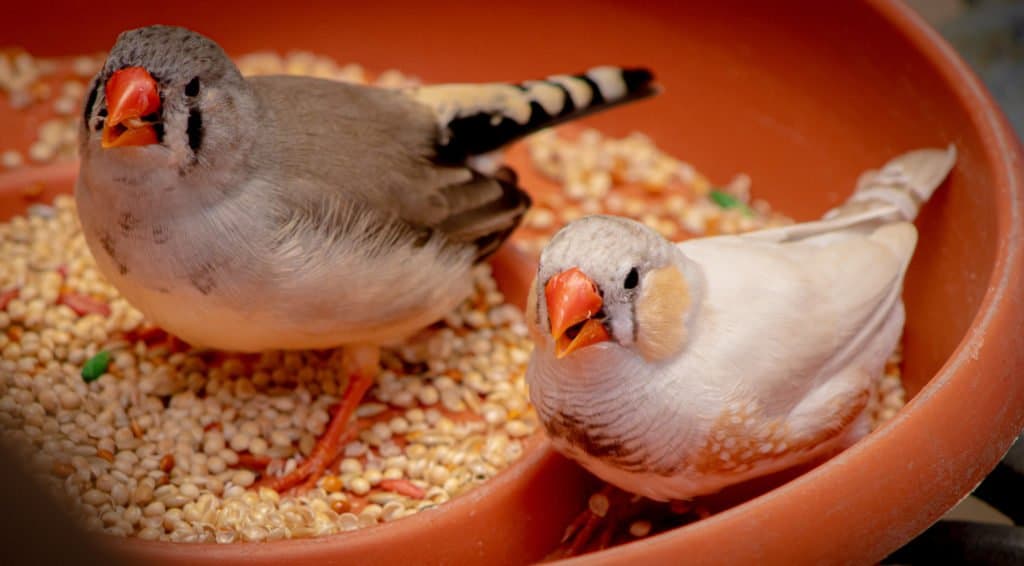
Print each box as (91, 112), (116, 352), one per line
(426, 65), (658, 159)
(841, 143), (958, 221)
(618, 67), (656, 93)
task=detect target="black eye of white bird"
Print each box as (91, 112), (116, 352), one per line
(185, 76), (200, 97)
(624, 267), (639, 289)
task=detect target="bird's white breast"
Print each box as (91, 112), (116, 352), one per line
(74, 173), (473, 352)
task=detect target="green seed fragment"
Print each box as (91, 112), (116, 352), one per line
(81, 350), (110, 382)
(709, 189), (741, 209)
(709, 189), (754, 217)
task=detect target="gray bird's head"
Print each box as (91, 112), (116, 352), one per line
(529, 215), (702, 362)
(79, 25), (255, 186)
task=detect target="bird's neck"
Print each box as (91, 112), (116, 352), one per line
(529, 343), (654, 406)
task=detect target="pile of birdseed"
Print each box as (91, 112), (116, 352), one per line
(0, 47), (907, 548)
(0, 196), (535, 542)
(510, 127), (796, 255)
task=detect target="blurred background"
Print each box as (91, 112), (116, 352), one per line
(907, 0), (1023, 139)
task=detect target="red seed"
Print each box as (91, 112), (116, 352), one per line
(159, 454), (175, 473)
(234, 452), (271, 471)
(133, 325), (167, 344)
(379, 478), (427, 499)
(203, 421), (222, 433)
(168, 335), (191, 353)
(0, 288), (18, 310)
(56, 265), (68, 278)
(52, 461), (74, 478)
(58, 292), (111, 317)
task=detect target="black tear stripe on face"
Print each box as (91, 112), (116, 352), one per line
(154, 75), (166, 144)
(83, 80), (100, 128)
(187, 108), (203, 153)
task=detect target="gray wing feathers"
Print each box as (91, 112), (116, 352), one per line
(438, 173), (530, 258)
(247, 75), (529, 260)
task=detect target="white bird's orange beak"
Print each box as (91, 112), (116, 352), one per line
(544, 267), (610, 358)
(102, 67), (161, 149)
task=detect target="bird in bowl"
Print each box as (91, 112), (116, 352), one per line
(525, 146), (956, 547)
(75, 24), (658, 491)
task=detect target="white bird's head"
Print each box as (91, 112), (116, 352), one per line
(79, 25), (255, 192)
(529, 215), (703, 362)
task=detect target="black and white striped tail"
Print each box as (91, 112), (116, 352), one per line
(415, 66), (657, 161)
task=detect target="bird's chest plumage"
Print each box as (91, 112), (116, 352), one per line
(74, 184), (268, 348)
(528, 347), (708, 471)
(74, 174), (473, 352)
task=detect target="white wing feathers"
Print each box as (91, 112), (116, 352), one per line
(677, 145), (954, 410)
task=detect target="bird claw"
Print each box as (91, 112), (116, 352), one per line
(258, 346), (378, 494)
(552, 485), (714, 557)
(554, 484), (624, 558)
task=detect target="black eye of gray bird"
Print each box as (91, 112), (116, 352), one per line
(624, 267), (639, 289)
(185, 76), (200, 97)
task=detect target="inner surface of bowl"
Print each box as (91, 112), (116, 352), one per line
(2, 1), (1022, 564)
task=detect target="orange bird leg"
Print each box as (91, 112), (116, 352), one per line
(555, 483), (623, 558)
(260, 345), (379, 493)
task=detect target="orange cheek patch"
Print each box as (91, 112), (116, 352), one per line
(635, 265), (691, 361)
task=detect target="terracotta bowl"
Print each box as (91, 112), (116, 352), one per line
(2, 0), (1023, 564)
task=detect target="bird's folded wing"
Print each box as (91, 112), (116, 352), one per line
(249, 76), (528, 257)
(678, 222), (912, 405)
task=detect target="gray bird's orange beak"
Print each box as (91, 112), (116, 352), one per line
(102, 67), (161, 149)
(544, 267), (611, 358)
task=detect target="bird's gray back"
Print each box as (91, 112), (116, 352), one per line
(246, 76), (454, 227)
